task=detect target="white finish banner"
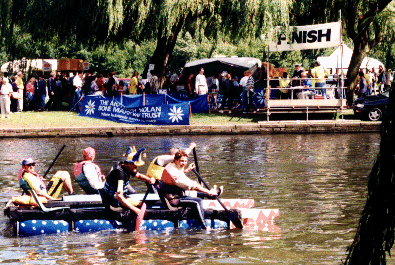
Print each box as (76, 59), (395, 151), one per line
(268, 22), (341, 52)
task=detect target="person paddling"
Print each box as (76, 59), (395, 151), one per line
(146, 142), (197, 183)
(99, 146), (155, 215)
(159, 150), (222, 229)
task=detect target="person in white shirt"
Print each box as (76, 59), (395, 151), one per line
(195, 68), (208, 95)
(146, 142), (196, 182)
(72, 70), (83, 111)
(0, 78), (13, 118)
(160, 150), (220, 229)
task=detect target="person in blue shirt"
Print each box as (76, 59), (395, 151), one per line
(37, 74), (47, 111)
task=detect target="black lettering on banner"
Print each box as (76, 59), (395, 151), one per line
(318, 29), (331, 42)
(303, 30), (307, 43)
(291, 31), (302, 43)
(307, 30), (317, 43)
(277, 34), (287, 45)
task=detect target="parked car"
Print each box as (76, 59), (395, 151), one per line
(353, 90), (389, 121)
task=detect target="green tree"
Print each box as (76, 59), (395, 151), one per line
(1, 0), (292, 77)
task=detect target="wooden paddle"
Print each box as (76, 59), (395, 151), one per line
(192, 169), (243, 229)
(135, 184), (152, 231)
(43, 144), (66, 178)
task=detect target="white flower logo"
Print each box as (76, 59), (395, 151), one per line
(256, 90), (266, 105)
(85, 100), (95, 115)
(168, 106), (184, 123)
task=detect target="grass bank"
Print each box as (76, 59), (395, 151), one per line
(0, 111), (259, 128)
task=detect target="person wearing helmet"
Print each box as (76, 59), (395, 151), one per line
(99, 146), (155, 215)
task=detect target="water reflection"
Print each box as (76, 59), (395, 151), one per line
(0, 133), (384, 264)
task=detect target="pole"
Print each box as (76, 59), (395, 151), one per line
(43, 144), (66, 178)
(266, 46), (270, 122)
(339, 9), (344, 119)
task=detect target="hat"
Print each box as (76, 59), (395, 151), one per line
(83, 147), (95, 160)
(295, 63), (301, 67)
(21, 158), (36, 166)
(124, 146), (145, 166)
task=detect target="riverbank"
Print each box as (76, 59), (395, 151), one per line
(0, 111), (380, 138)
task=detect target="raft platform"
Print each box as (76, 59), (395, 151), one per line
(4, 194), (280, 236)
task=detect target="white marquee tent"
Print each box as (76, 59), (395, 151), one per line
(317, 44), (384, 74)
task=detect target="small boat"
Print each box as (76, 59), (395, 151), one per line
(4, 194), (280, 236)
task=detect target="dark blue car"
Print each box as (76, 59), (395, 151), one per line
(353, 91), (389, 121)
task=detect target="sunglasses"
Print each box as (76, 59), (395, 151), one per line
(26, 163), (36, 167)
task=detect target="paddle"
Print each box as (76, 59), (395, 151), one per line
(135, 183), (152, 231)
(192, 147), (202, 185)
(192, 147), (200, 174)
(42, 144), (66, 178)
(192, 169), (243, 229)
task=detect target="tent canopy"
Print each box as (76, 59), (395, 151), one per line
(182, 57), (262, 79)
(317, 44), (384, 74)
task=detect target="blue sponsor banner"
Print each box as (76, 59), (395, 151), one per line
(79, 96), (190, 125)
(167, 94), (209, 113)
(103, 94), (208, 113)
(215, 88), (266, 109)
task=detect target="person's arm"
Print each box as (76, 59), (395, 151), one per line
(184, 142), (196, 155)
(194, 184), (217, 196)
(183, 162), (195, 174)
(135, 172), (156, 184)
(115, 179), (140, 215)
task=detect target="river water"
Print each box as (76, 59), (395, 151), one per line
(0, 133), (390, 264)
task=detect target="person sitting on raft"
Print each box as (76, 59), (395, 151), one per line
(159, 150), (222, 229)
(18, 158), (75, 200)
(99, 146), (156, 215)
(146, 142), (197, 183)
(74, 147), (106, 194)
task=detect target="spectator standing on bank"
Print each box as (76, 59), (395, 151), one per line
(45, 72), (56, 110)
(186, 73), (194, 98)
(83, 71), (92, 96)
(311, 61), (330, 98)
(68, 72), (75, 109)
(53, 75), (63, 110)
(385, 69), (392, 91)
(10, 76), (19, 113)
(0, 77), (13, 118)
(26, 77), (35, 111)
(195, 68), (208, 95)
(358, 71), (368, 98)
(90, 75), (101, 95)
(220, 73), (234, 111)
(128, 71), (139, 95)
(96, 74), (105, 94)
(377, 65), (386, 93)
(240, 70), (256, 113)
(37, 74), (47, 111)
(72, 70), (83, 111)
(106, 72), (117, 97)
(16, 71), (24, 112)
